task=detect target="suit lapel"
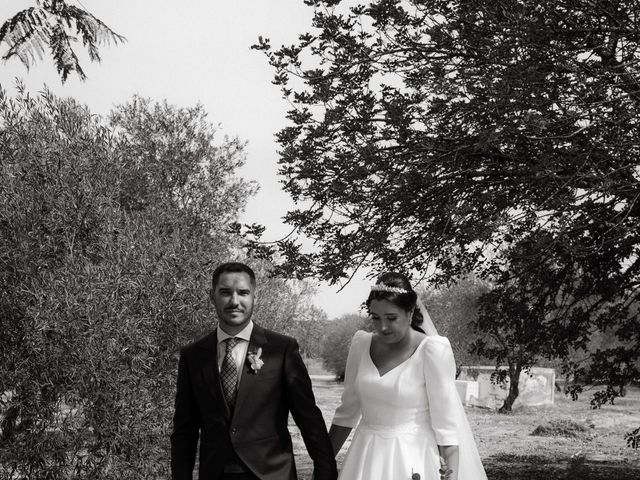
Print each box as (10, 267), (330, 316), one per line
(232, 324), (268, 418)
(198, 330), (231, 419)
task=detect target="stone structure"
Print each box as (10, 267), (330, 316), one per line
(457, 366), (555, 409)
(455, 380), (480, 406)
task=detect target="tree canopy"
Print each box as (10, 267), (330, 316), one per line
(256, 0), (640, 431)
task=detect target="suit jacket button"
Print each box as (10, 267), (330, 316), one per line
(231, 427), (238, 434)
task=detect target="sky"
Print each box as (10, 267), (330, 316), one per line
(0, 0), (371, 318)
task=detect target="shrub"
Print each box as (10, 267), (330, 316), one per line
(531, 419), (590, 438)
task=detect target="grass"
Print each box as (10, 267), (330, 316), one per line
(291, 368), (640, 480)
(530, 418), (590, 438)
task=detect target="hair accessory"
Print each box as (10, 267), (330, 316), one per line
(370, 284), (411, 294)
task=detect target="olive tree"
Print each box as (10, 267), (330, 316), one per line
(0, 85), (254, 478)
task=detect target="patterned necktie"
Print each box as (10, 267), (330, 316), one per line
(221, 337), (240, 407)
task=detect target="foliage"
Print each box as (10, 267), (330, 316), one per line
(251, 269), (327, 341)
(0, 0), (125, 82)
(626, 426), (640, 449)
(288, 309), (329, 359)
(469, 235), (590, 410)
(0, 84), (254, 479)
(421, 277), (491, 370)
(232, 227), (330, 355)
(319, 313), (371, 379)
(255, 0), (640, 425)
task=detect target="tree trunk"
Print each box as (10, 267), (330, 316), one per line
(499, 362), (522, 413)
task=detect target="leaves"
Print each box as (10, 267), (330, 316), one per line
(0, 85), (253, 477)
(626, 426), (640, 449)
(0, 1), (125, 82)
(259, 0), (640, 434)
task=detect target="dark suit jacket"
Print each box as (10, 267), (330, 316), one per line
(170, 324), (338, 480)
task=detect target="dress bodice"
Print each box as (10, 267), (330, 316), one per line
(333, 330), (459, 445)
(355, 334), (430, 428)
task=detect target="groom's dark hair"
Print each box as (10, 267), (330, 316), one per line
(212, 261), (256, 288)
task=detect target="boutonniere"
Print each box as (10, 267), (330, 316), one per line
(247, 347), (264, 374)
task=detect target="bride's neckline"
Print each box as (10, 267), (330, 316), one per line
(367, 333), (428, 378)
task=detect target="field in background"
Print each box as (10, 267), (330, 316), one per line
(293, 362), (640, 480)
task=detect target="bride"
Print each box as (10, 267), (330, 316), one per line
(327, 272), (487, 480)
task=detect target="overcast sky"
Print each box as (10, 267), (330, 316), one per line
(0, 0), (371, 318)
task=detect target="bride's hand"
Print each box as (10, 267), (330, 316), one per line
(439, 456), (454, 480)
(438, 467), (454, 480)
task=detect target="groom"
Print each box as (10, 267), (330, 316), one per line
(171, 262), (338, 480)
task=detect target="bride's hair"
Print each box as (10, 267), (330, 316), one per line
(366, 272), (425, 333)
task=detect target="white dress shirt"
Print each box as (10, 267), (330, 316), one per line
(216, 321), (254, 384)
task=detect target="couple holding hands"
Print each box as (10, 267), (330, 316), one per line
(171, 262), (487, 480)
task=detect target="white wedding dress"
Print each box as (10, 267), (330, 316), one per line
(332, 331), (487, 480)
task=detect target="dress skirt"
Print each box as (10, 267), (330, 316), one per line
(339, 420), (442, 480)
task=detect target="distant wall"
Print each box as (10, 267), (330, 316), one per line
(457, 366), (555, 409)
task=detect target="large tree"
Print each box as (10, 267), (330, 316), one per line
(255, 0), (640, 429)
(0, 0), (124, 82)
